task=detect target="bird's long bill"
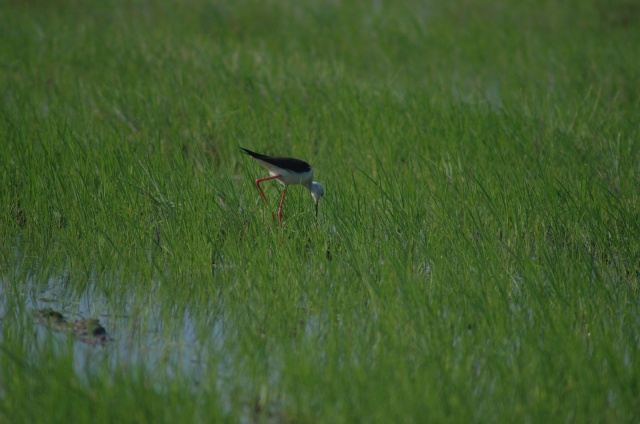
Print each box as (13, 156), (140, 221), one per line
(315, 201), (319, 218)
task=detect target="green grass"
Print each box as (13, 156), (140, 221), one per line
(1, 0), (639, 422)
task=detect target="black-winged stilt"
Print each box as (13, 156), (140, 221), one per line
(241, 147), (324, 222)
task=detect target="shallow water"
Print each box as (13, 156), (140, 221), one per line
(0, 272), (225, 387)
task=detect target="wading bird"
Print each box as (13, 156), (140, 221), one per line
(241, 147), (324, 223)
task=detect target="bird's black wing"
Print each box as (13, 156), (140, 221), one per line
(240, 147), (311, 173)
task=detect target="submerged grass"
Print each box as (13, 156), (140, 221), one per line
(1, 0), (640, 422)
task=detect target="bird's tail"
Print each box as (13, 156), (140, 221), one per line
(240, 147), (268, 161)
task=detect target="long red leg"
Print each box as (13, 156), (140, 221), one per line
(255, 175), (281, 204)
(277, 189), (287, 224)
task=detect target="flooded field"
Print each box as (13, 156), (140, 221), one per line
(2, 0), (639, 421)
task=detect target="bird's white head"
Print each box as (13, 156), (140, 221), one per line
(310, 181), (324, 218)
(310, 181), (324, 204)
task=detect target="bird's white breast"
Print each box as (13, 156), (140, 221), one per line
(255, 158), (313, 186)
(274, 168), (313, 186)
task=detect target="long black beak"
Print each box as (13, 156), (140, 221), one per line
(315, 201), (319, 218)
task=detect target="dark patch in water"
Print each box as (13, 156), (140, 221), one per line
(35, 308), (112, 346)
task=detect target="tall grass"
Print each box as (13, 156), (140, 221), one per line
(1, 0), (639, 422)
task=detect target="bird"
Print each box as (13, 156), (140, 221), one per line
(241, 147), (324, 223)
